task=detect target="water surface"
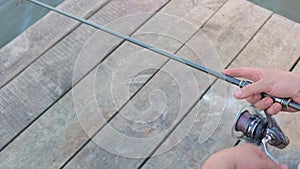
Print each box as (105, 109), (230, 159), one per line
(250, 0), (300, 23)
(0, 0), (64, 49)
(0, 0), (299, 49)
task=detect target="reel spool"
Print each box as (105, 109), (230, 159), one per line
(232, 105), (290, 163)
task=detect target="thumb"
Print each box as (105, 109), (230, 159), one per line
(235, 81), (268, 99)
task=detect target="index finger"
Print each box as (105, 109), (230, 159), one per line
(223, 67), (262, 82)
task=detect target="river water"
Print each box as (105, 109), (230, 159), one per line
(0, 0), (64, 48)
(0, 0), (299, 49)
(250, 0), (300, 23)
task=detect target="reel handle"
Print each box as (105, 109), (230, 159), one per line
(262, 136), (279, 164)
(238, 80), (300, 111)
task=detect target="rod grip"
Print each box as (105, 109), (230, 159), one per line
(239, 80), (300, 111)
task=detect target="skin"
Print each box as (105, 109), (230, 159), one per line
(201, 143), (287, 169)
(223, 67), (300, 115)
(201, 67), (300, 169)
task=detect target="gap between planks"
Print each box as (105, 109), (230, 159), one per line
(0, 0), (114, 152)
(0, 0), (170, 152)
(63, 0), (274, 168)
(0, 0), (112, 90)
(0, 0), (173, 168)
(138, 7), (274, 169)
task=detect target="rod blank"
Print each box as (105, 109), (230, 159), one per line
(26, 0), (300, 111)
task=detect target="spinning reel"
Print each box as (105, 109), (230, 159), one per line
(232, 105), (290, 163)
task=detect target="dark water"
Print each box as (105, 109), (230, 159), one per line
(0, 0), (64, 49)
(249, 0), (300, 23)
(0, 0), (299, 49)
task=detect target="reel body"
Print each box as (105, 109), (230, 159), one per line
(232, 105), (289, 163)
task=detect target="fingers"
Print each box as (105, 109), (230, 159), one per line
(266, 103), (282, 115)
(252, 97), (273, 110)
(224, 67), (299, 114)
(223, 67), (262, 82)
(233, 82), (283, 114)
(244, 94), (262, 104)
(234, 81), (269, 99)
(240, 95), (282, 115)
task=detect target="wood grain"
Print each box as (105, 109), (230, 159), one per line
(231, 14), (300, 69)
(0, 0), (169, 168)
(2, 0), (300, 168)
(0, 0), (110, 88)
(66, 0), (273, 168)
(145, 8), (300, 169)
(202, 0), (271, 65)
(222, 13), (300, 169)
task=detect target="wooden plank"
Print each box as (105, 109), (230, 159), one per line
(281, 55), (300, 168)
(87, 33), (214, 158)
(0, 1), (169, 167)
(61, 0), (228, 167)
(201, 0), (271, 65)
(13, 0), (225, 168)
(292, 60), (300, 72)
(0, 0), (111, 88)
(230, 14), (300, 168)
(231, 14), (300, 69)
(144, 12), (300, 169)
(143, 80), (247, 169)
(273, 113), (300, 169)
(0, 0), (158, 148)
(65, 0), (273, 168)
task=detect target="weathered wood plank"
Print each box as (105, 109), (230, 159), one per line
(231, 14), (300, 69)
(143, 80), (247, 169)
(281, 59), (300, 167)
(0, 0), (110, 88)
(64, 1), (225, 168)
(0, 0), (157, 148)
(273, 113), (300, 169)
(50, 0), (227, 168)
(202, 0), (271, 64)
(0, 1), (169, 167)
(65, 0), (273, 168)
(143, 12), (300, 169)
(234, 15), (300, 169)
(293, 63), (300, 73)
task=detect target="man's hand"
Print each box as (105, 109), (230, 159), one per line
(223, 67), (300, 114)
(201, 143), (287, 169)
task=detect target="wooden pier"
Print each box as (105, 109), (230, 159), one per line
(0, 0), (300, 168)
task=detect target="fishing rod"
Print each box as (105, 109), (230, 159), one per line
(26, 0), (300, 111)
(25, 0), (295, 162)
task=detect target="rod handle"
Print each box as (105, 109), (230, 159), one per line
(239, 80), (300, 111)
